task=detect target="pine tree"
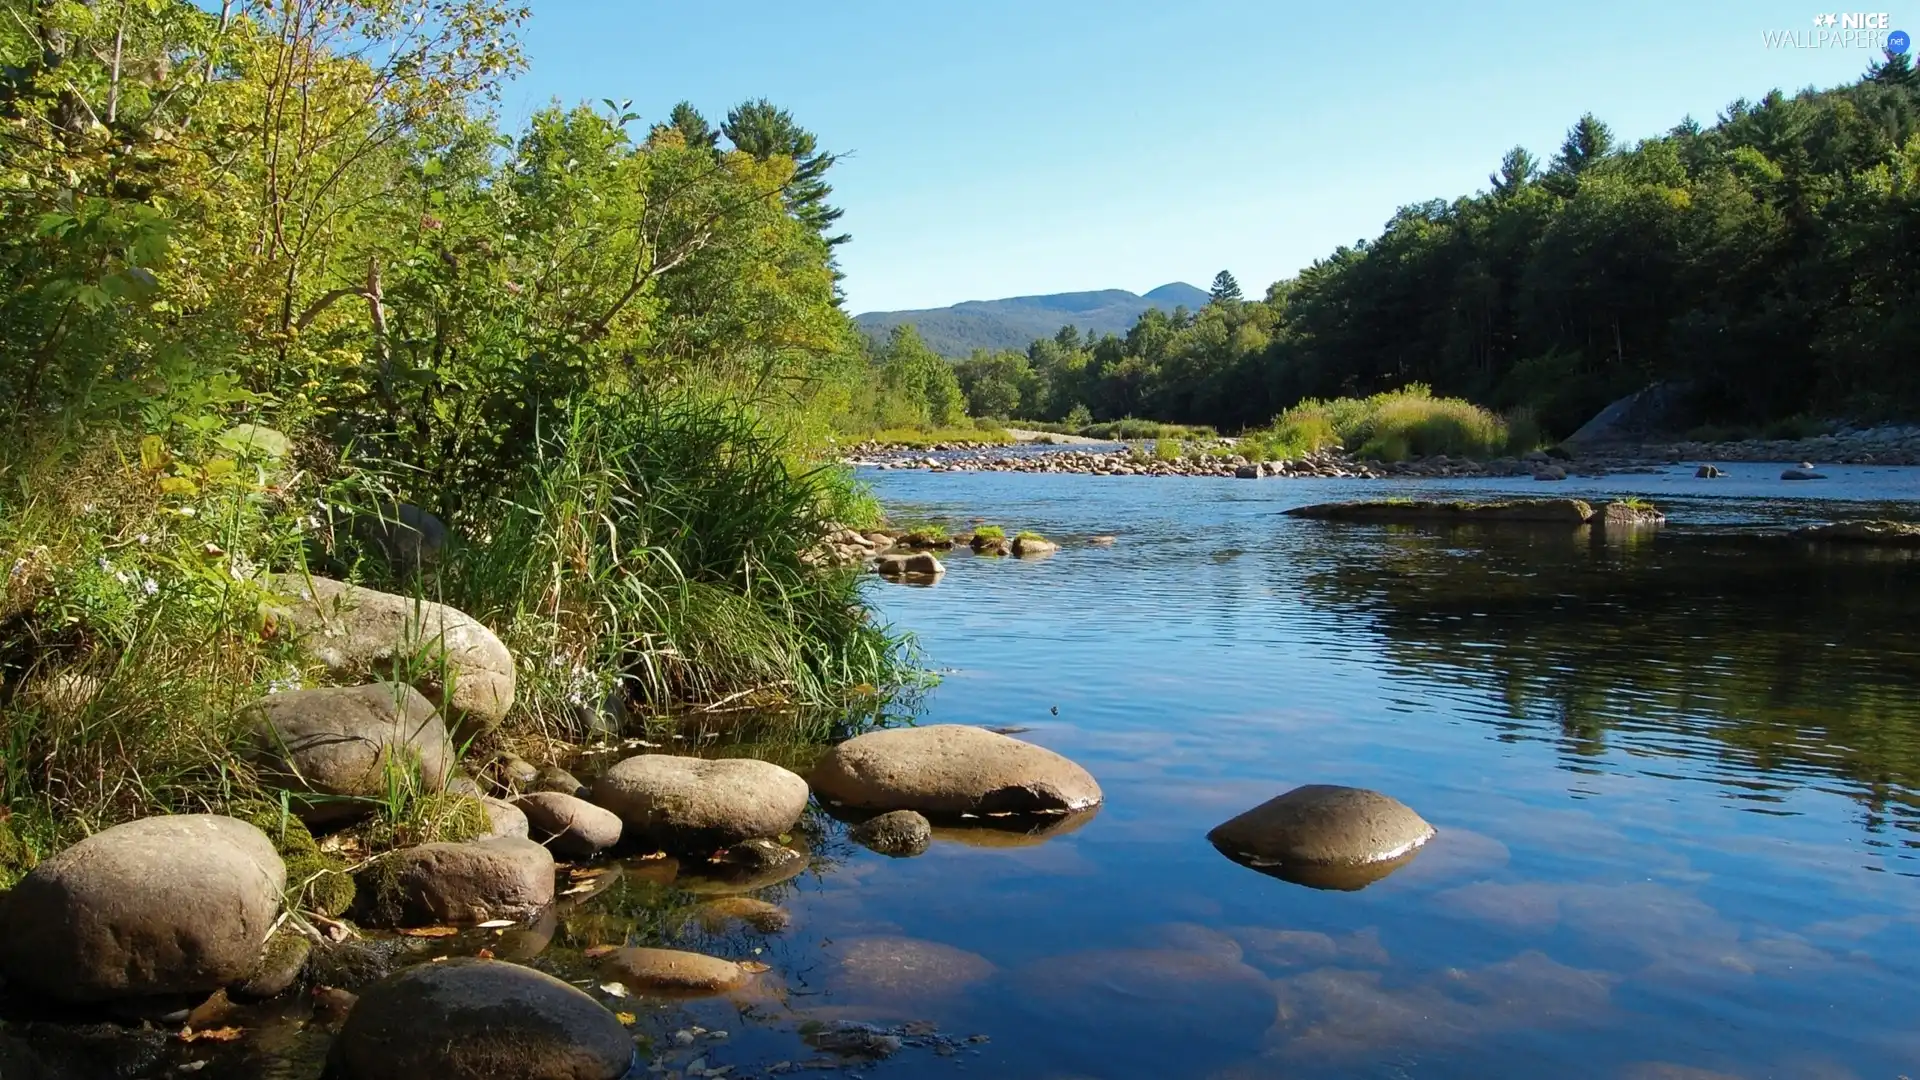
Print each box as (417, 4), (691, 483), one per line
(1869, 50), (1917, 88)
(1490, 146), (1538, 198)
(722, 98), (848, 249)
(1543, 113), (1614, 195)
(667, 101), (719, 150)
(1209, 270), (1243, 304)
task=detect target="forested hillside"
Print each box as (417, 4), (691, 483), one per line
(853, 282), (1208, 357)
(954, 58), (1920, 437)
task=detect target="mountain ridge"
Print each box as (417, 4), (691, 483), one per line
(854, 282), (1210, 357)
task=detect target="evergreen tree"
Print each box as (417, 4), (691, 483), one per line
(1543, 113), (1614, 195)
(667, 101), (719, 150)
(1490, 146), (1538, 198)
(1869, 50), (1917, 88)
(1209, 270), (1243, 304)
(722, 98), (848, 248)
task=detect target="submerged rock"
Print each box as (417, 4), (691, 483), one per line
(1207, 785), (1435, 891)
(693, 897), (792, 934)
(848, 809), (933, 857)
(1285, 499), (1594, 525)
(590, 755), (809, 852)
(380, 837), (555, 925)
(601, 947), (748, 997)
(1793, 519), (1920, 546)
(0, 815), (286, 1002)
(324, 958), (636, 1080)
(810, 724), (1103, 816)
(245, 683), (455, 823)
(680, 838), (808, 896)
(273, 575), (515, 731)
(514, 792), (624, 857)
(1781, 464), (1827, 480)
(832, 935), (995, 1001)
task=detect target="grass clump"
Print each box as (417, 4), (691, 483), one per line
(858, 425), (1014, 448)
(1014, 530), (1047, 542)
(972, 525), (1007, 541)
(1244, 385), (1513, 463)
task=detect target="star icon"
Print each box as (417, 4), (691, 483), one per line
(1814, 12), (1826, 24)
(1826, 13), (1839, 25)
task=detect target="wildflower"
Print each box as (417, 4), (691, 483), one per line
(98, 555), (112, 572)
(142, 578), (159, 596)
(136, 533), (151, 545)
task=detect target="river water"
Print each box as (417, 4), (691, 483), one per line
(30, 462), (1920, 1079)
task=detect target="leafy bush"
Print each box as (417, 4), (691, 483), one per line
(1244, 385), (1510, 462)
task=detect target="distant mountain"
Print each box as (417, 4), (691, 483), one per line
(853, 282), (1211, 358)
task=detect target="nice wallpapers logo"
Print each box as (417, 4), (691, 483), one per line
(1763, 12), (1911, 50)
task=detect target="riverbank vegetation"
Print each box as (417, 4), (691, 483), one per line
(1240, 387), (1528, 462)
(949, 57), (1920, 440)
(0, 0), (921, 868)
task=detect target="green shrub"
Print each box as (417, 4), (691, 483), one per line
(1153, 438), (1182, 461)
(1244, 385), (1509, 462)
(972, 525), (1007, 541)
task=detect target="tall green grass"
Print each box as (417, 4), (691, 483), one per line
(1241, 385), (1521, 462)
(443, 393), (919, 740)
(1011, 418), (1218, 441)
(853, 424), (1014, 448)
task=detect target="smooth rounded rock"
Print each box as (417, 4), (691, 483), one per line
(245, 683), (455, 823)
(532, 764), (589, 798)
(383, 837), (555, 925)
(515, 792), (624, 857)
(875, 552), (945, 579)
(324, 957), (636, 1080)
(848, 810), (933, 857)
(274, 575), (515, 731)
(601, 947), (748, 998)
(0, 815), (286, 1002)
(481, 796), (530, 839)
(833, 936), (995, 1001)
(810, 725), (1102, 816)
(679, 839), (807, 896)
(1207, 785), (1434, 891)
(590, 755), (808, 851)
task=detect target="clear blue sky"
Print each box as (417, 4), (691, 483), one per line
(503, 0), (1904, 314)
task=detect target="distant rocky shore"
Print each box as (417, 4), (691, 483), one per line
(844, 424), (1920, 480)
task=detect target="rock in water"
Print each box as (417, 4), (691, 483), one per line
(514, 792), (624, 857)
(1793, 519), (1920, 546)
(849, 810), (933, 857)
(1011, 535), (1059, 557)
(875, 552), (945, 580)
(1599, 501), (1666, 529)
(531, 764), (589, 798)
(1781, 464), (1828, 480)
(1285, 499), (1594, 525)
(381, 837), (555, 925)
(245, 683), (455, 823)
(810, 725), (1102, 816)
(324, 958), (636, 1080)
(273, 575), (515, 731)
(0, 815), (286, 1002)
(1694, 464), (1725, 478)
(600, 947), (749, 997)
(1207, 785), (1434, 891)
(693, 897), (791, 934)
(590, 755), (808, 851)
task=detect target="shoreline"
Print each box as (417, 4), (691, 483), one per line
(843, 424), (1920, 480)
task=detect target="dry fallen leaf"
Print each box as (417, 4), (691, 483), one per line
(736, 961), (771, 974)
(476, 919), (515, 929)
(599, 982), (629, 998)
(398, 926), (459, 938)
(568, 867), (607, 879)
(584, 944), (619, 959)
(560, 883), (597, 896)
(475, 948), (494, 960)
(615, 1012), (637, 1025)
(179, 1027), (244, 1043)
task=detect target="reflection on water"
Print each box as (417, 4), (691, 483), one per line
(23, 466), (1920, 1079)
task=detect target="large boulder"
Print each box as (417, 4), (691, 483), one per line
(346, 502), (448, 577)
(1207, 785), (1434, 891)
(380, 837), (555, 925)
(600, 947), (748, 998)
(1599, 501), (1666, 530)
(874, 552), (944, 580)
(589, 755), (808, 851)
(273, 575), (515, 731)
(514, 792), (624, 857)
(245, 683), (455, 823)
(810, 725), (1102, 816)
(323, 958), (636, 1080)
(0, 815), (286, 1002)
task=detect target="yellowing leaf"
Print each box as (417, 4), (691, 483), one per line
(615, 1012), (637, 1025)
(203, 457), (238, 479)
(737, 961), (771, 974)
(139, 435), (167, 472)
(398, 926), (459, 938)
(583, 944), (619, 959)
(159, 476), (198, 496)
(179, 1026), (244, 1043)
